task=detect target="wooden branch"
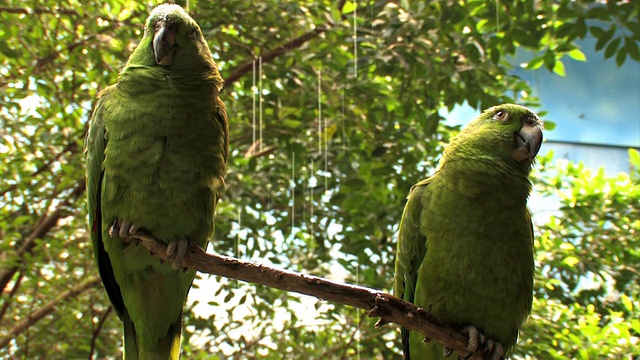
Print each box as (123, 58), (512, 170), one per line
(223, 26), (328, 88)
(132, 232), (496, 360)
(0, 138), (82, 197)
(0, 275), (101, 349)
(223, 0), (353, 88)
(0, 9), (139, 90)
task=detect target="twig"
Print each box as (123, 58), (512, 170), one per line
(131, 232), (494, 360)
(89, 306), (113, 360)
(0, 276), (101, 349)
(223, 26), (328, 88)
(0, 6), (82, 16)
(0, 181), (86, 294)
(0, 268), (24, 323)
(223, 0), (352, 88)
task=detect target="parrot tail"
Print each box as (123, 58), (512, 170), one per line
(123, 311), (182, 360)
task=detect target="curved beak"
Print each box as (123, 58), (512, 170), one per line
(153, 21), (177, 66)
(511, 116), (543, 162)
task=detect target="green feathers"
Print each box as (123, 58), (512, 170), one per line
(394, 104), (543, 359)
(85, 4), (228, 359)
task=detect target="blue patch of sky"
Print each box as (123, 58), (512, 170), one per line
(443, 33), (640, 149)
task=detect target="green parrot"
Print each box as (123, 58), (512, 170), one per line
(85, 4), (228, 360)
(393, 104), (543, 359)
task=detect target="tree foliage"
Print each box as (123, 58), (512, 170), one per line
(0, 0), (638, 359)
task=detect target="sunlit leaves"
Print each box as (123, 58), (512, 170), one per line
(1, 0), (638, 359)
(524, 155), (640, 358)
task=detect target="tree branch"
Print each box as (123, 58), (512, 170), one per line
(0, 8), (140, 90)
(89, 306), (113, 360)
(0, 6), (82, 16)
(0, 268), (24, 324)
(131, 232), (497, 360)
(0, 181), (86, 294)
(222, 0), (354, 88)
(0, 275), (101, 349)
(223, 26), (328, 88)
(0, 138), (82, 197)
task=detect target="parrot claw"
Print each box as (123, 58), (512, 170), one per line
(109, 219), (139, 241)
(484, 339), (504, 360)
(459, 325), (503, 359)
(462, 325), (481, 353)
(166, 239), (189, 271)
(374, 318), (389, 328)
(443, 346), (454, 357)
(118, 220), (132, 238)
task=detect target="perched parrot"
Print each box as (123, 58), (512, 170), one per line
(85, 4), (228, 360)
(393, 104), (543, 360)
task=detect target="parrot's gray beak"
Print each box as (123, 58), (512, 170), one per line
(153, 21), (177, 66)
(511, 116), (543, 162)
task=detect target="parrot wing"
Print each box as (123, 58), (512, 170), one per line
(393, 177), (431, 357)
(85, 86), (126, 319)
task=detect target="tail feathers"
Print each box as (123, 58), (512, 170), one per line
(123, 312), (182, 360)
(405, 329), (448, 360)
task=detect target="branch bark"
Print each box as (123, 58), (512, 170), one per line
(131, 232), (496, 360)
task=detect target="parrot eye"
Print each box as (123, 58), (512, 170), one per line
(493, 110), (509, 121)
(188, 29), (198, 39)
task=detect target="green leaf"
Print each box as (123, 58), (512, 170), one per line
(595, 27), (616, 51)
(604, 37), (621, 59)
(525, 55), (545, 70)
(342, 0), (356, 14)
(624, 37), (639, 62)
(0, 40), (18, 58)
(567, 48), (587, 62)
(563, 256), (580, 267)
(543, 50), (556, 72)
(282, 119), (302, 128)
(629, 149), (640, 170)
(620, 294), (634, 312)
(543, 121), (556, 131)
(589, 26), (605, 38)
(615, 46), (628, 66)
(553, 59), (566, 76)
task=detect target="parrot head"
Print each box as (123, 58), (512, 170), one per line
(445, 103), (544, 175)
(125, 4), (220, 82)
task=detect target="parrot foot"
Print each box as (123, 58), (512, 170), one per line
(442, 346), (454, 357)
(108, 219), (139, 242)
(462, 325), (482, 353)
(460, 326), (504, 360)
(483, 339), (504, 360)
(166, 239), (189, 271)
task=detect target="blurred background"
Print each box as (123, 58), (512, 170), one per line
(1, 1), (638, 359)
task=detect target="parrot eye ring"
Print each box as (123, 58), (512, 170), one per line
(492, 110), (509, 121)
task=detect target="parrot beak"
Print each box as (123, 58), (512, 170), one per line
(511, 116), (543, 162)
(153, 21), (178, 66)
